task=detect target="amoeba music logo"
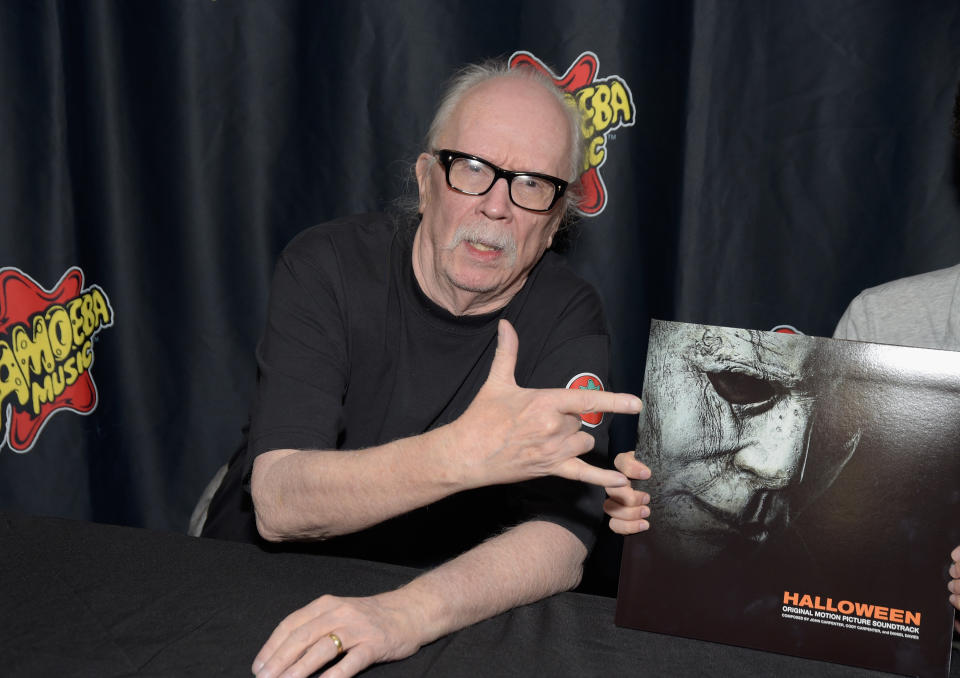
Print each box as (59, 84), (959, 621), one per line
(509, 50), (635, 216)
(0, 267), (114, 452)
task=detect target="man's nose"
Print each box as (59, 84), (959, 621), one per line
(732, 400), (813, 488)
(479, 177), (512, 218)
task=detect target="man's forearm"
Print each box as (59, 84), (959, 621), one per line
(250, 319), (637, 543)
(376, 520), (587, 646)
(249, 520), (589, 677)
(251, 425), (465, 540)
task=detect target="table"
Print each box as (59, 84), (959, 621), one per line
(2, 512), (956, 677)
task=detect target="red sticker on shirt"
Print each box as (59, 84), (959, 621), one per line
(566, 372), (604, 428)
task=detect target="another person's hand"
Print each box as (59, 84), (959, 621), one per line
(449, 319), (642, 489)
(252, 593), (420, 678)
(604, 451), (651, 535)
(949, 545), (960, 633)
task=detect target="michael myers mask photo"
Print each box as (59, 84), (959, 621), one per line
(636, 320), (859, 568)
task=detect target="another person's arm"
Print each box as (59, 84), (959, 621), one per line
(252, 520), (584, 678)
(832, 293), (870, 342)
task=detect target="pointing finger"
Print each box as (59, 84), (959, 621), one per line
(555, 389), (642, 416)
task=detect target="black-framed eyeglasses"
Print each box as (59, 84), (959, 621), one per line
(433, 149), (568, 213)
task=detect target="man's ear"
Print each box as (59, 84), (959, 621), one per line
(415, 153), (434, 214)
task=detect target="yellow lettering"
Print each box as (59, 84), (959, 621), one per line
(81, 295), (95, 336)
(587, 136), (605, 169)
(0, 340), (29, 408)
(591, 84), (612, 132)
(49, 365), (66, 398)
(577, 86), (595, 137)
(79, 340), (93, 370)
(68, 297), (87, 348)
(609, 79), (633, 125)
(44, 305), (73, 361)
(62, 355), (78, 386)
(12, 319), (55, 376)
(91, 287), (111, 326)
(31, 374), (55, 414)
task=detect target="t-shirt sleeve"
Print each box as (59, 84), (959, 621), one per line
(520, 334), (611, 553)
(241, 235), (349, 480)
(832, 295), (868, 341)
(512, 280), (612, 554)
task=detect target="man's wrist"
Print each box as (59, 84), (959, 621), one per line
(374, 581), (451, 647)
(417, 420), (482, 491)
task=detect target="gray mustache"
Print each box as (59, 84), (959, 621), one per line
(448, 224), (518, 262)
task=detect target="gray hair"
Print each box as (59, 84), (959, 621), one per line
(423, 59), (585, 224)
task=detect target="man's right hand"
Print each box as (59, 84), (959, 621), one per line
(446, 319), (642, 490)
(252, 319), (641, 541)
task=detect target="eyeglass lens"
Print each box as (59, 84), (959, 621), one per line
(447, 156), (556, 211)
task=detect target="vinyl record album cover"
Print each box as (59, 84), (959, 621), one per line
(615, 320), (960, 678)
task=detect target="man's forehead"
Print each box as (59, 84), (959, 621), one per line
(439, 76), (570, 172)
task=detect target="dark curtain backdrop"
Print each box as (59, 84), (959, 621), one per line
(2, 0), (959, 595)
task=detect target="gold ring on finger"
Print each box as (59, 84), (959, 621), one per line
(328, 632), (344, 655)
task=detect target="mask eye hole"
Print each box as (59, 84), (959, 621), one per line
(707, 371), (777, 406)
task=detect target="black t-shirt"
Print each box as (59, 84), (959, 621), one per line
(203, 213), (613, 568)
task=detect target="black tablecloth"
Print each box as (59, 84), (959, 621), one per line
(1, 512), (956, 677)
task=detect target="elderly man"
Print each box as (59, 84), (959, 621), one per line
(202, 60), (649, 678)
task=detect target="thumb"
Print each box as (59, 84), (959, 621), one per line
(487, 319), (519, 385)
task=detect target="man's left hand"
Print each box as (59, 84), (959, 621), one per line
(251, 593), (420, 678)
(950, 544), (960, 633)
(604, 451), (652, 535)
